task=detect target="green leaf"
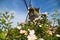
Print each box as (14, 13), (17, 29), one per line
(0, 32), (5, 39)
(1, 19), (6, 23)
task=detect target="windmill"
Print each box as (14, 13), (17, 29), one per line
(23, 0), (40, 22)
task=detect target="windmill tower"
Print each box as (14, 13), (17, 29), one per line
(23, 0), (40, 22)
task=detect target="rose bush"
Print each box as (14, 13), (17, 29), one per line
(0, 11), (60, 40)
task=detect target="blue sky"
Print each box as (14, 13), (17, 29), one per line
(0, 0), (60, 27)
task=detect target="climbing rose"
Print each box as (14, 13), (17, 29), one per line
(56, 34), (60, 37)
(17, 26), (21, 30)
(20, 30), (27, 35)
(27, 30), (37, 40)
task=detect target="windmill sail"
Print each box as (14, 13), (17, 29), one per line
(23, 0), (28, 10)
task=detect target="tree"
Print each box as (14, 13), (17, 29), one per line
(0, 11), (14, 31)
(51, 9), (60, 26)
(57, 19), (60, 26)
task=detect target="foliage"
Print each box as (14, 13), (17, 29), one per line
(0, 11), (60, 40)
(0, 11), (14, 31)
(57, 18), (60, 26)
(51, 9), (60, 26)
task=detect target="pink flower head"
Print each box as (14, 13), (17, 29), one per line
(21, 21), (26, 25)
(42, 12), (48, 16)
(27, 30), (37, 40)
(20, 30), (27, 34)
